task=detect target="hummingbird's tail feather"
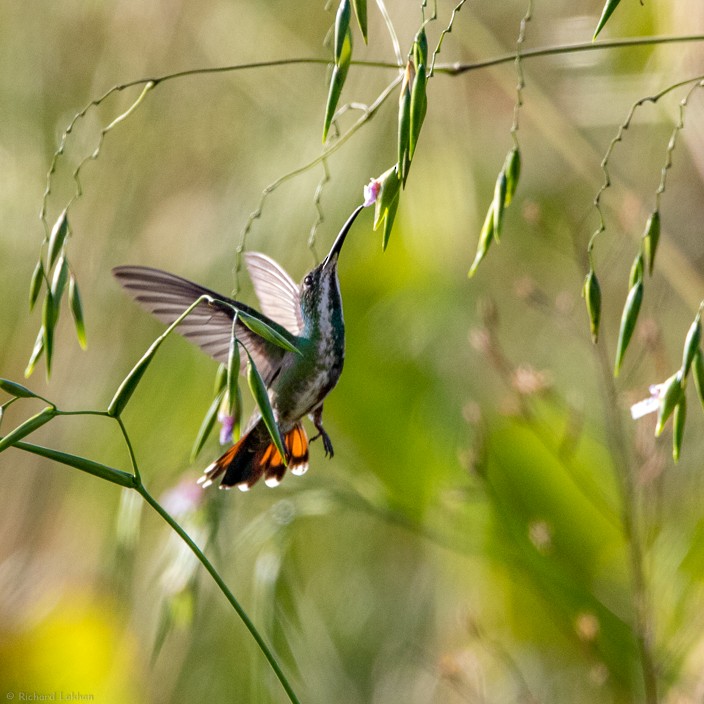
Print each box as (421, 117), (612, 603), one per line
(198, 421), (309, 491)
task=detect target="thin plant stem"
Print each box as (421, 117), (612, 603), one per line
(428, 0), (470, 77)
(594, 337), (658, 704)
(232, 74), (402, 290)
(510, 0), (532, 148)
(587, 73), (704, 262)
(374, 0), (403, 68)
(135, 482), (301, 704)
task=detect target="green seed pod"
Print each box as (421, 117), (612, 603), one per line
(504, 148), (521, 206)
(381, 191), (399, 252)
(408, 63), (427, 161)
(681, 313), (701, 379)
(0, 406), (57, 454)
(322, 30), (352, 142)
(493, 170), (507, 242)
(334, 0), (352, 66)
(643, 210), (660, 276)
(24, 329), (44, 379)
(593, 0), (623, 39)
(29, 260), (44, 311)
(42, 293), (55, 377)
(413, 27), (428, 67)
(0, 379), (39, 399)
(655, 371), (682, 437)
(191, 390), (224, 462)
(239, 310), (299, 354)
(68, 275), (87, 349)
(373, 165), (401, 232)
(47, 209), (69, 269)
(468, 204), (495, 278)
(629, 250), (644, 289)
(246, 352), (287, 465)
(351, 0), (367, 42)
(672, 395), (687, 463)
(397, 62), (413, 183)
(583, 270), (601, 344)
(614, 281), (643, 376)
(226, 317), (241, 416)
(692, 348), (704, 412)
(214, 363), (227, 395)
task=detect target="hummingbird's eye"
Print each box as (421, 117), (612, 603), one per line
(303, 275), (313, 287)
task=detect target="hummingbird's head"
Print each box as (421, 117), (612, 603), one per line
(298, 204), (364, 319)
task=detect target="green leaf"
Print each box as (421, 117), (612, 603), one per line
(0, 406), (56, 454)
(593, 0), (622, 40)
(68, 275), (87, 349)
(351, 0), (367, 42)
(25, 329), (45, 379)
(245, 351), (287, 465)
(47, 209), (69, 269)
(227, 316), (241, 416)
(692, 349), (704, 412)
(238, 310), (300, 354)
(672, 395), (686, 463)
(468, 203), (495, 278)
(643, 210), (660, 276)
(655, 371), (682, 437)
(12, 439), (136, 487)
(191, 389), (225, 462)
(29, 260), (44, 311)
(504, 148), (521, 206)
(492, 170), (507, 242)
(681, 313), (701, 378)
(409, 63), (427, 161)
(0, 379), (39, 399)
(614, 281), (643, 376)
(334, 0), (351, 64)
(583, 270), (602, 344)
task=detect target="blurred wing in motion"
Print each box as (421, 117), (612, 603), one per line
(244, 252), (303, 336)
(113, 265), (291, 385)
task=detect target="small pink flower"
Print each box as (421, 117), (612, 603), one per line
(218, 410), (235, 445)
(363, 178), (382, 207)
(161, 477), (204, 518)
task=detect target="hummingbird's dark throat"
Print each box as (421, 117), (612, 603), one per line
(323, 204), (365, 269)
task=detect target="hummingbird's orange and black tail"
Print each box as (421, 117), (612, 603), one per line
(198, 420), (309, 491)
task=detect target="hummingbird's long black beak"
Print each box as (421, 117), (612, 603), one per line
(323, 204), (365, 269)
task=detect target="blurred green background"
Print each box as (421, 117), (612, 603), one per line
(2, 1), (704, 702)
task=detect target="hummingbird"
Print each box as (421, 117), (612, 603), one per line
(112, 204), (364, 491)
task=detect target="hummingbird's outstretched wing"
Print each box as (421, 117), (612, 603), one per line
(244, 252), (303, 336)
(113, 266), (296, 385)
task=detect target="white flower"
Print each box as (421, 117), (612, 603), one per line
(630, 383), (667, 420)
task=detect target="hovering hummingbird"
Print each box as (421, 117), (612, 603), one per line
(113, 204), (364, 491)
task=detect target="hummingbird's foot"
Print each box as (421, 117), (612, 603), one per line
(309, 405), (334, 458)
(309, 429), (334, 458)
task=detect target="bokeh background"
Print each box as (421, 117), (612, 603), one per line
(2, 1), (704, 702)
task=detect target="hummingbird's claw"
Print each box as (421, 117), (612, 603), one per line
(309, 404), (334, 458)
(310, 429), (335, 458)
